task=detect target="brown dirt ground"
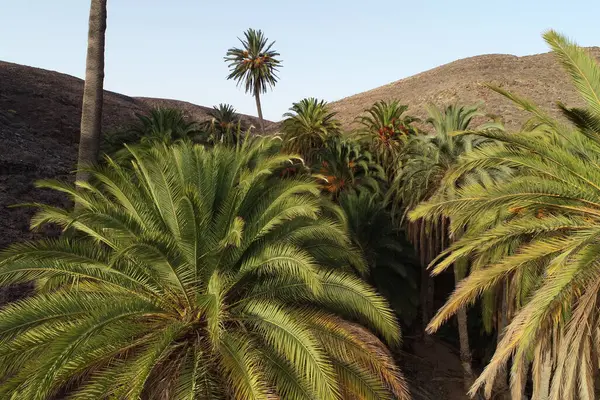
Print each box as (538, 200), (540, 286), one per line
(401, 338), (470, 400)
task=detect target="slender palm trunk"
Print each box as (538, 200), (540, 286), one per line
(76, 0), (107, 183)
(457, 306), (474, 391)
(420, 263), (432, 339)
(254, 86), (265, 133)
(494, 284), (511, 399)
(417, 219), (434, 341)
(533, 351), (552, 400)
(454, 256), (474, 391)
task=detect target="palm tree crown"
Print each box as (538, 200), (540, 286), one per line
(225, 28), (281, 95)
(313, 137), (385, 199)
(201, 103), (247, 146)
(282, 98), (341, 163)
(0, 138), (408, 399)
(206, 103), (241, 131)
(356, 100), (419, 168)
(103, 107), (201, 157)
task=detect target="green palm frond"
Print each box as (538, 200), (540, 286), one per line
(103, 107), (202, 161)
(281, 98), (341, 163)
(201, 104), (249, 146)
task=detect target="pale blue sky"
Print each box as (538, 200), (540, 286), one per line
(1, 1), (599, 121)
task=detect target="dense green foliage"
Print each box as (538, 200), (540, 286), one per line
(103, 108), (202, 158)
(339, 192), (419, 325)
(0, 139), (409, 399)
(201, 103), (248, 146)
(356, 100), (419, 168)
(282, 98), (341, 163)
(313, 137), (385, 199)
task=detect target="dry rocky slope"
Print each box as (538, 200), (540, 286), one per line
(329, 47), (600, 130)
(0, 60), (271, 252)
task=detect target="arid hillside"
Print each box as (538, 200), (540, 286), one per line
(0, 60), (270, 250)
(329, 48), (600, 130)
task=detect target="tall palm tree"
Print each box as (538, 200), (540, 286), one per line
(225, 28), (282, 133)
(356, 100), (419, 170)
(411, 31), (600, 399)
(75, 0), (108, 183)
(282, 98), (341, 163)
(0, 139), (409, 399)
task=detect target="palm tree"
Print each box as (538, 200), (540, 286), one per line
(202, 104), (246, 146)
(356, 100), (419, 169)
(75, 0), (108, 183)
(411, 31), (600, 399)
(104, 108), (202, 159)
(205, 103), (242, 132)
(129, 108), (201, 143)
(0, 139), (409, 399)
(313, 136), (385, 199)
(282, 98), (341, 163)
(339, 191), (419, 325)
(225, 28), (282, 133)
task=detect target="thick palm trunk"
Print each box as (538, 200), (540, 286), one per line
(76, 0), (107, 183)
(254, 86), (265, 133)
